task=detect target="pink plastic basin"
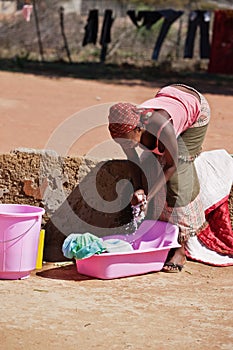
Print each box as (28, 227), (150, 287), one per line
(77, 220), (180, 279)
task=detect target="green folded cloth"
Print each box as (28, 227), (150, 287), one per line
(62, 232), (106, 260)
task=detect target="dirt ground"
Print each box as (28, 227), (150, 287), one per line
(0, 70), (233, 349)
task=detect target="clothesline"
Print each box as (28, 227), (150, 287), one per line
(20, 5), (233, 73)
(83, 8), (211, 61)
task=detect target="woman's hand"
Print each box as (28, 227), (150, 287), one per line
(131, 189), (147, 206)
(131, 189), (148, 224)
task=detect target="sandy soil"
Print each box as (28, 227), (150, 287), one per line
(0, 71), (233, 157)
(0, 71), (233, 349)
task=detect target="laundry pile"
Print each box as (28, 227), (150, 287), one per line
(62, 232), (133, 260)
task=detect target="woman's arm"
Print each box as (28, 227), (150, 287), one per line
(147, 152), (176, 202)
(147, 111), (178, 202)
(122, 147), (144, 191)
(122, 147), (140, 164)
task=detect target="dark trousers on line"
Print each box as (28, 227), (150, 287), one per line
(152, 9), (183, 60)
(184, 10), (211, 59)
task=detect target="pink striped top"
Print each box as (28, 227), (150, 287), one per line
(138, 86), (201, 136)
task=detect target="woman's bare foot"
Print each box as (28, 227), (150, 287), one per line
(162, 244), (187, 273)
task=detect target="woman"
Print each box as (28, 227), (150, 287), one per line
(108, 84), (210, 272)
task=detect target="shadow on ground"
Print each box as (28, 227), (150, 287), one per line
(0, 58), (233, 95)
(36, 263), (94, 281)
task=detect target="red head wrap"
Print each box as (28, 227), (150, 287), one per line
(108, 103), (141, 139)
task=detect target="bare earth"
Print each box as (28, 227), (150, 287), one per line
(0, 71), (233, 350)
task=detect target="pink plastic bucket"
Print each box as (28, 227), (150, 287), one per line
(0, 204), (45, 279)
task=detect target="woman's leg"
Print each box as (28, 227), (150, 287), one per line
(163, 93), (210, 272)
(161, 191), (206, 272)
(162, 244), (187, 272)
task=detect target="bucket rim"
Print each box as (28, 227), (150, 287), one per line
(0, 204), (45, 217)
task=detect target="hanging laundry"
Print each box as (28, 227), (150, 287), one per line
(184, 10), (211, 59)
(100, 9), (114, 46)
(137, 11), (162, 30)
(82, 9), (99, 46)
(127, 10), (162, 29)
(100, 9), (114, 62)
(126, 10), (140, 28)
(152, 9), (184, 60)
(208, 10), (233, 74)
(22, 4), (33, 22)
(126, 9), (183, 60)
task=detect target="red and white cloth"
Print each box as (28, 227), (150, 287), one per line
(22, 4), (33, 22)
(108, 102), (141, 138)
(186, 149), (233, 266)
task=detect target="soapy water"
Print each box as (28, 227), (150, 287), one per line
(124, 194), (148, 243)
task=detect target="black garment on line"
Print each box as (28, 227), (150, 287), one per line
(127, 10), (140, 28)
(127, 9), (184, 60)
(100, 9), (114, 45)
(82, 9), (98, 46)
(100, 9), (114, 62)
(152, 9), (184, 60)
(127, 10), (162, 29)
(137, 11), (162, 29)
(184, 10), (211, 59)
